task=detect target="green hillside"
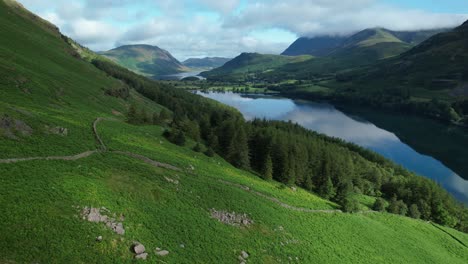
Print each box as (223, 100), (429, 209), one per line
(101, 44), (189, 78)
(1, 1), (468, 263)
(201, 53), (312, 81)
(352, 21), (468, 94)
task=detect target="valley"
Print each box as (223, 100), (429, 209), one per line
(1, 0), (468, 263)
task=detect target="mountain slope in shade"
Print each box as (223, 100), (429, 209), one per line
(354, 20), (468, 93)
(182, 57), (231, 68)
(100, 44), (189, 78)
(282, 28), (447, 57)
(281, 36), (347, 56)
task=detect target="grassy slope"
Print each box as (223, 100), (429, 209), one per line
(1, 1), (468, 263)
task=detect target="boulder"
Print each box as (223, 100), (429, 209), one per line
(135, 253), (148, 260)
(155, 249), (169, 256)
(133, 243), (146, 254)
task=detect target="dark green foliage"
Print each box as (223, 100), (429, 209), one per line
(127, 103), (138, 124)
(193, 142), (202, 152)
(319, 176), (336, 200)
(342, 197), (360, 213)
(372, 198), (387, 212)
(261, 154), (273, 180)
(204, 147), (215, 157)
(409, 204), (421, 219)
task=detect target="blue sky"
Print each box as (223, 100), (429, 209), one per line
(17, 0), (468, 60)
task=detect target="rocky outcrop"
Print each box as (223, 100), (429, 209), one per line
(80, 206), (125, 235)
(210, 209), (253, 226)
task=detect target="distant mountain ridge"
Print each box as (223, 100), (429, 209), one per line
(282, 28), (448, 57)
(100, 44), (188, 78)
(182, 57), (231, 68)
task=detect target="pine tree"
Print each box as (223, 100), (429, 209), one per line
(261, 154), (273, 180)
(174, 130), (186, 146)
(159, 109), (171, 122)
(409, 204), (421, 219)
(127, 103), (138, 124)
(319, 176), (335, 199)
(204, 147), (215, 157)
(193, 142), (202, 152)
(152, 112), (161, 125)
(372, 197), (386, 212)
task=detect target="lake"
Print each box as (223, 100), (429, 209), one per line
(158, 70), (206, 80)
(197, 91), (468, 204)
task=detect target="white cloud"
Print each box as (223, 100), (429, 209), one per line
(199, 0), (240, 14)
(15, 0), (468, 59)
(224, 0), (468, 37)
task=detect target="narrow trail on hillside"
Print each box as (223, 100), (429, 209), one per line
(430, 223), (468, 248)
(218, 179), (342, 213)
(0, 150), (98, 164)
(0, 117), (373, 216)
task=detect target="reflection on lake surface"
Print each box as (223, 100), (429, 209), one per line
(158, 71), (206, 80)
(198, 92), (468, 204)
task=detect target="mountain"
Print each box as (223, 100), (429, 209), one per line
(201, 52), (312, 81)
(282, 28), (446, 57)
(205, 28), (444, 81)
(100, 44), (188, 78)
(1, 1), (468, 262)
(354, 21), (468, 93)
(182, 57), (231, 69)
(281, 36), (347, 56)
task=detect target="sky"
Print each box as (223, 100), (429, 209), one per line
(17, 0), (468, 61)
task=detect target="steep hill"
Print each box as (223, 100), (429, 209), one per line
(351, 20), (468, 95)
(100, 44), (188, 78)
(182, 57), (231, 69)
(1, 1), (468, 263)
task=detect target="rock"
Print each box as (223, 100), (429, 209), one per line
(179, 244), (185, 248)
(87, 208), (101, 222)
(155, 249), (169, 256)
(0, 115), (33, 139)
(47, 126), (68, 136)
(133, 243), (146, 254)
(113, 223), (125, 235)
(135, 253), (148, 260)
(96, 236), (103, 242)
(291, 187), (297, 192)
(241, 251), (249, 259)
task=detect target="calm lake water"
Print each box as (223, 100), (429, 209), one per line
(158, 71), (206, 80)
(198, 91), (468, 204)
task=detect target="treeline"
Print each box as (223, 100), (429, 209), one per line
(276, 83), (468, 126)
(91, 58), (468, 232)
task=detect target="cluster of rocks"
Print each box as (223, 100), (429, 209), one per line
(238, 251), (249, 264)
(45, 125), (68, 136)
(80, 206), (125, 235)
(210, 209), (253, 226)
(133, 242), (148, 260)
(164, 177), (179, 185)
